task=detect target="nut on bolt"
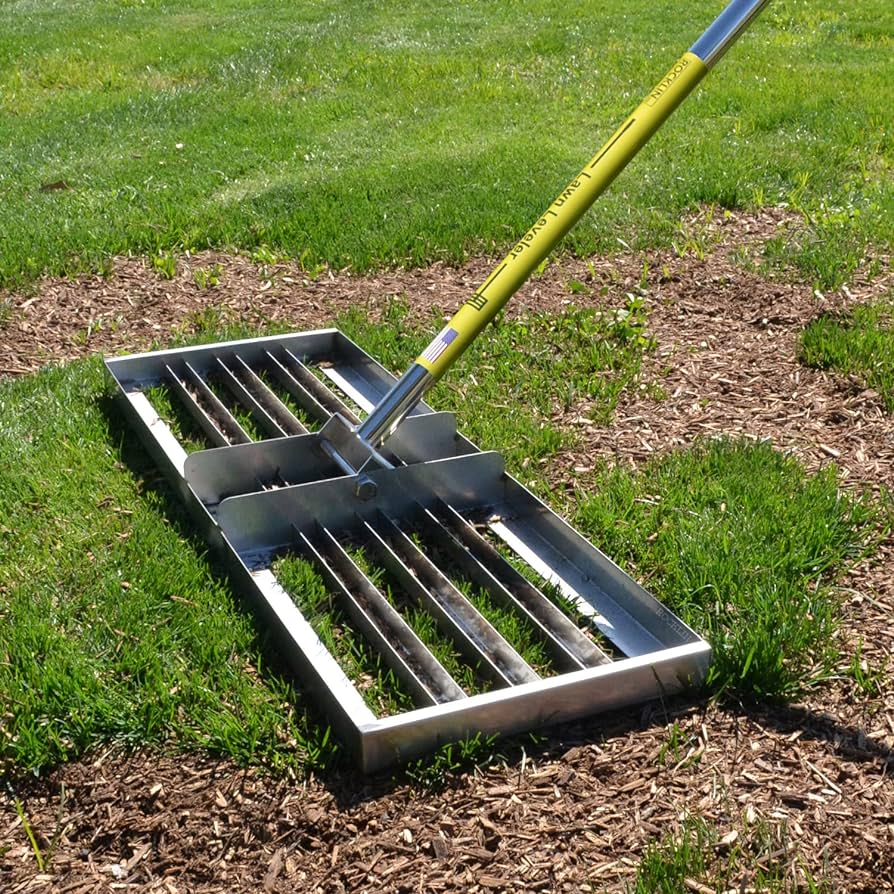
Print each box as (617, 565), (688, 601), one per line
(354, 475), (377, 501)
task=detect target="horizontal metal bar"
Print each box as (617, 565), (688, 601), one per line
(357, 640), (712, 772)
(421, 501), (611, 670)
(184, 435), (344, 507)
(165, 363), (231, 448)
(300, 525), (466, 707)
(105, 328), (342, 384)
(362, 511), (539, 688)
(215, 451), (508, 557)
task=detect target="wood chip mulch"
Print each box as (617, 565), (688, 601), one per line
(1, 208), (892, 892)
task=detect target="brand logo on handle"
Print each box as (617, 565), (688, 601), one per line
(646, 56), (691, 106)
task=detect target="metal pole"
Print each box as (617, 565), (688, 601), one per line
(690, 0), (771, 69)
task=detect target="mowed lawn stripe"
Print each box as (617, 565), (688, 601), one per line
(0, 0), (890, 288)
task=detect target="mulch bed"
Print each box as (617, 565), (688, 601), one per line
(1, 209), (892, 892)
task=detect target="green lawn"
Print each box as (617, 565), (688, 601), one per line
(0, 304), (883, 776)
(1, 0), (891, 290)
(573, 439), (880, 700)
(0, 358), (348, 776)
(1, 0), (892, 782)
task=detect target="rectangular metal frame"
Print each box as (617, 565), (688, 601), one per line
(106, 331), (710, 771)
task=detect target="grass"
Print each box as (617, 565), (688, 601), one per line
(273, 531), (561, 711)
(0, 0), (890, 291)
(628, 815), (830, 893)
(343, 543), (491, 696)
(574, 438), (881, 700)
(143, 384), (211, 453)
(1, 0), (891, 777)
(799, 296), (894, 411)
(272, 554), (416, 717)
(0, 359), (335, 776)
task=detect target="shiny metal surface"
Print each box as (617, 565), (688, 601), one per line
(300, 524), (467, 706)
(689, 0), (771, 68)
(183, 360), (251, 445)
(423, 500), (611, 670)
(229, 354), (307, 437)
(184, 434), (341, 507)
(363, 511), (539, 688)
(267, 347), (353, 425)
(245, 565), (375, 755)
(215, 451), (509, 556)
(106, 330), (711, 771)
(318, 413), (391, 476)
(358, 641), (711, 771)
(164, 364), (231, 449)
(183, 412), (471, 507)
(356, 363), (433, 448)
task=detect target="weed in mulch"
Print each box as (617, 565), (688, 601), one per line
(403, 732), (506, 791)
(800, 295), (894, 412)
(630, 814), (831, 893)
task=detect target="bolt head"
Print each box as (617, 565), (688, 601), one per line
(354, 476), (377, 501)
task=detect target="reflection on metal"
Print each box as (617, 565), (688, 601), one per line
(106, 331), (710, 771)
(690, 0), (771, 68)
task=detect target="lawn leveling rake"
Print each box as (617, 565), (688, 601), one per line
(107, 0), (771, 770)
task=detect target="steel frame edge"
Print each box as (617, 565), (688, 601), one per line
(104, 335), (714, 773)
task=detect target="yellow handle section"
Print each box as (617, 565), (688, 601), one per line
(415, 52), (708, 380)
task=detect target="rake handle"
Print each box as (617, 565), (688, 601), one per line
(358, 0), (771, 448)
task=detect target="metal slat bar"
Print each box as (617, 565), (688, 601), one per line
(280, 348), (360, 425)
(431, 501), (612, 668)
(318, 365), (377, 415)
(181, 360), (251, 445)
(164, 364), (231, 448)
(213, 356), (288, 439)
(362, 512), (539, 688)
(413, 503), (610, 671)
(232, 354), (307, 436)
(299, 526), (466, 707)
(487, 513), (666, 657)
(264, 350), (330, 425)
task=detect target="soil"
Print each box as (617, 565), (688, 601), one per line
(1, 209), (892, 893)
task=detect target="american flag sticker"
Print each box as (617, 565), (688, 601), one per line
(420, 326), (459, 365)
